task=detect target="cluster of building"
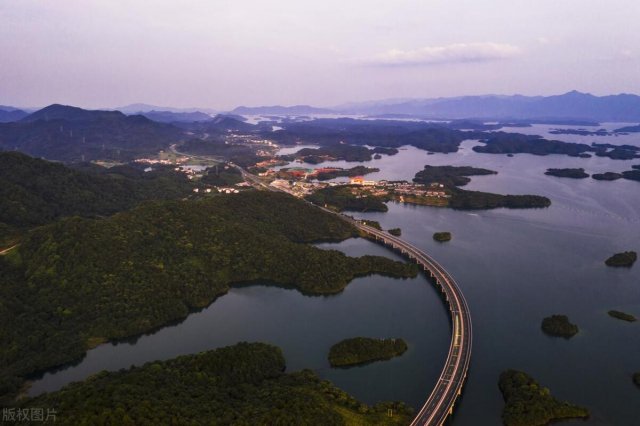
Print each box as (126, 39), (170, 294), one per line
(269, 179), (331, 197)
(349, 176), (376, 186)
(387, 181), (449, 198)
(192, 187), (240, 194)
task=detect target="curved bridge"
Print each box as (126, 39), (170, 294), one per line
(349, 221), (472, 426)
(230, 164), (472, 425)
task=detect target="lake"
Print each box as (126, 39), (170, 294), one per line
(30, 126), (640, 424)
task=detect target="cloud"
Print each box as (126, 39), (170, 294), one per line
(363, 42), (521, 67)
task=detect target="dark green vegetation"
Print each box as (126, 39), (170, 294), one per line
(592, 172), (623, 181)
(413, 165), (497, 187)
(0, 151), (192, 228)
(282, 144), (397, 164)
(633, 164), (640, 170)
(605, 251), (637, 267)
(544, 168), (590, 179)
(622, 170), (640, 182)
(433, 232), (452, 242)
(541, 315), (579, 338)
(0, 104), (183, 162)
(549, 128), (610, 136)
(448, 189), (551, 210)
(411, 165), (551, 210)
(19, 343), (413, 425)
(328, 337), (408, 367)
(473, 133), (592, 156)
(473, 132), (640, 160)
(314, 166), (380, 181)
(200, 164), (243, 186)
(306, 186), (389, 212)
(607, 310), (637, 322)
(0, 191), (418, 402)
(388, 228), (402, 236)
(266, 118), (474, 153)
(179, 139), (262, 167)
(499, 369), (589, 426)
(360, 220), (383, 231)
(633, 373), (640, 388)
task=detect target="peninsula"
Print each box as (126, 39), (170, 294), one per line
(499, 370), (589, 426)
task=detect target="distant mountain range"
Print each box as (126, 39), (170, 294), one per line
(334, 91), (640, 122)
(230, 91), (640, 122)
(231, 105), (334, 115)
(0, 104), (184, 162)
(0, 106), (29, 123)
(139, 110), (214, 123)
(117, 103), (218, 115)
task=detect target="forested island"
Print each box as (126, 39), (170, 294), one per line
(411, 165), (551, 210)
(328, 337), (408, 367)
(0, 191), (418, 402)
(605, 251), (637, 267)
(388, 228), (402, 236)
(18, 343), (413, 425)
(314, 166), (380, 181)
(499, 370), (589, 426)
(545, 168), (590, 179)
(592, 172), (622, 181)
(306, 185), (389, 212)
(608, 310), (637, 322)
(280, 144), (398, 164)
(433, 232), (452, 242)
(413, 165), (497, 187)
(541, 315), (579, 338)
(622, 170), (640, 182)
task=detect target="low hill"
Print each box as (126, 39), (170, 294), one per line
(0, 104), (184, 162)
(140, 110), (213, 123)
(0, 151), (192, 228)
(0, 191), (417, 401)
(20, 342), (412, 425)
(0, 108), (28, 123)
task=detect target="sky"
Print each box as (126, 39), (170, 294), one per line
(1, 0), (639, 110)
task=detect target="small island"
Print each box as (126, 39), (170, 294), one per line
(605, 251), (637, 267)
(541, 314), (579, 338)
(608, 310), (637, 322)
(592, 172), (622, 181)
(545, 168), (590, 179)
(622, 170), (640, 182)
(433, 232), (452, 242)
(328, 337), (408, 368)
(499, 369), (589, 426)
(388, 228), (402, 236)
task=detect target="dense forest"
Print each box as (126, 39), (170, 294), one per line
(448, 189), (551, 210)
(473, 133), (592, 157)
(264, 118), (475, 153)
(199, 165), (244, 186)
(179, 138), (263, 167)
(328, 338), (408, 367)
(306, 186), (389, 212)
(19, 343), (413, 425)
(0, 152), (193, 229)
(544, 168), (590, 179)
(541, 315), (579, 338)
(0, 105), (183, 162)
(499, 370), (589, 426)
(412, 165), (497, 187)
(0, 191), (417, 402)
(314, 166), (380, 181)
(281, 144), (397, 164)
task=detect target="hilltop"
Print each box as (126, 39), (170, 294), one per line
(0, 104), (184, 162)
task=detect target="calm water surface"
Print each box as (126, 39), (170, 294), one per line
(31, 128), (640, 425)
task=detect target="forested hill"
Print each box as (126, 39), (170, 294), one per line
(0, 151), (193, 228)
(0, 191), (417, 401)
(0, 104), (184, 162)
(20, 342), (413, 425)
